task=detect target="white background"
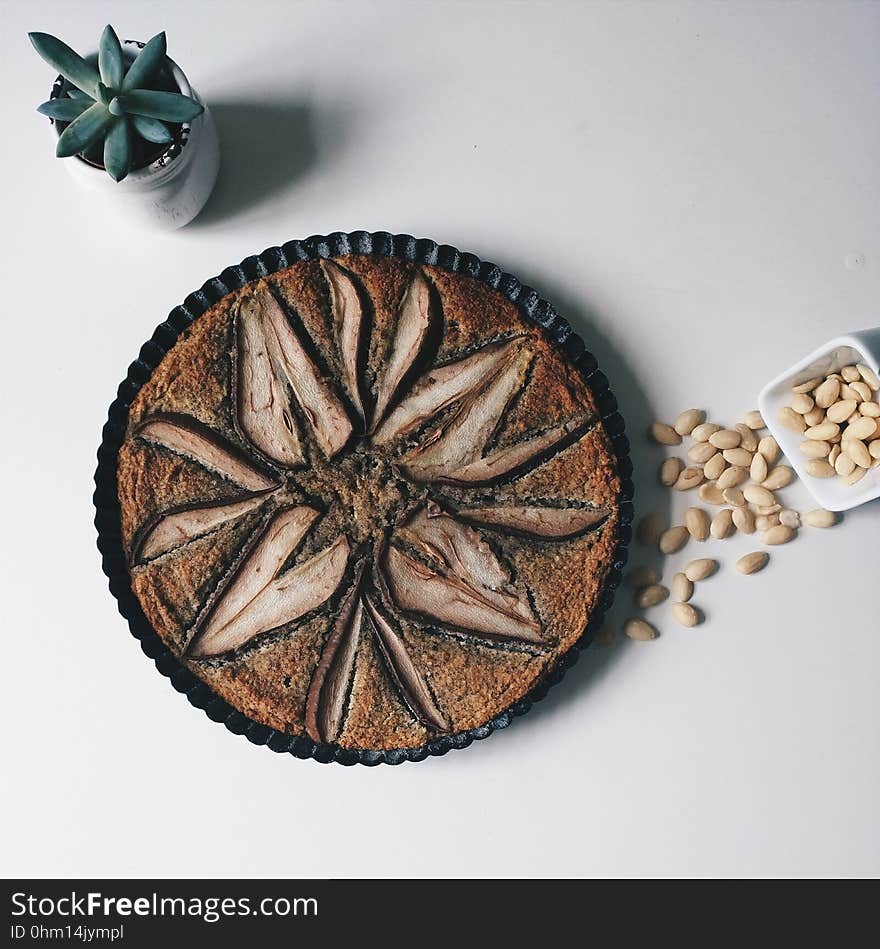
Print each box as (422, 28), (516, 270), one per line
(1, 0), (878, 879)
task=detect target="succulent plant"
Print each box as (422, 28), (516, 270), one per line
(30, 25), (204, 182)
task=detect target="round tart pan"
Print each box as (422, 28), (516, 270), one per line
(94, 232), (634, 765)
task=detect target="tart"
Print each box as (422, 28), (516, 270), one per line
(98, 233), (632, 764)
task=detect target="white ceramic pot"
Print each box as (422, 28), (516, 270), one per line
(48, 44), (220, 229)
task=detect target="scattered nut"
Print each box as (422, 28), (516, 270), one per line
(691, 422), (722, 442)
(710, 508), (736, 539)
(757, 435), (780, 464)
(637, 583), (670, 608)
(674, 408), (706, 436)
(671, 572), (694, 602)
(699, 483), (725, 505)
(685, 507), (711, 542)
(734, 423), (758, 451)
(723, 447), (753, 467)
(688, 442), (719, 464)
(674, 467), (704, 491)
(721, 487), (746, 507)
(626, 565), (660, 588)
(685, 558), (718, 582)
(660, 456), (684, 486)
(716, 466), (749, 489)
(650, 422), (682, 446)
(755, 514), (780, 531)
(743, 484), (776, 507)
(732, 506), (756, 534)
(761, 466), (795, 490)
(804, 509), (840, 528)
(750, 452), (769, 483)
(779, 509), (801, 529)
(659, 526), (689, 554)
(624, 618), (658, 641)
(763, 524), (795, 545)
(709, 429), (742, 449)
(671, 602), (702, 628)
(736, 551), (770, 575)
(743, 410), (765, 430)
(704, 453), (727, 481)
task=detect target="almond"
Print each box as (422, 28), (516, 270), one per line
(841, 365), (861, 383)
(691, 422), (721, 443)
(763, 524), (795, 545)
(699, 483), (725, 505)
(826, 400), (858, 423)
(792, 377), (821, 394)
(671, 572), (694, 603)
(704, 453), (727, 481)
(860, 401), (880, 418)
(736, 551), (769, 575)
(626, 564), (660, 588)
(732, 506), (756, 534)
(805, 421), (840, 441)
(624, 618), (658, 641)
(834, 452), (856, 476)
(716, 466), (748, 489)
(650, 422), (681, 446)
(673, 467), (704, 491)
(688, 442), (719, 464)
(844, 417), (877, 441)
(685, 507), (711, 542)
(710, 508), (735, 539)
(671, 602), (702, 628)
(684, 558), (718, 582)
(843, 466), (867, 485)
(761, 466), (795, 490)
(743, 411), (765, 430)
(660, 456), (684, 486)
(735, 423), (758, 451)
(674, 408), (706, 436)
(799, 439), (831, 459)
(805, 459), (836, 478)
(723, 447), (753, 467)
(804, 407), (826, 427)
(749, 453), (769, 483)
(757, 435), (780, 464)
(856, 364), (880, 391)
(722, 487), (746, 507)
(755, 514), (780, 531)
(804, 509), (840, 528)
(636, 584), (669, 609)
(778, 407), (807, 434)
(659, 526), (689, 554)
(844, 438), (871, 468)
(790, 393), (814, 414)
(850, 381), (872, 403)
(709, 429), (742, 449)
(779, 509), (801, 529)
(814, 377), (840, 408)
(743, 484), (776, 507)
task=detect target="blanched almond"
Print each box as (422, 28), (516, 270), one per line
(763, 525), (795, 545)
(857, 363), (880, 390)
(828, 444), (841, 466)
(844, 438), (871, 468)
(755, 514), (780, 530)
(710, 508), (735, 539)
(723, 447), (753, 467)
(671, 572), (694, 602)
(688, 442), (718, 464)
(827, 400), (857, 423)
(709, 429), (742, 449)
(850, 381), (872, 403)
(838, 382), (859, 402)
(636, 512), (664, 545)
(804, 509), (839, 528)
(757, 435), (780, 464)
(843, 466), (867, 485)
(792, 377), (820, 394)
(799, 439), (831, 459)
(732, 507), (756, 534)
(685, 507), (711, 541)
(650, 422), (681, 445)
(685, 558), (718, 581)
(844, 417), (877, 441)
(626, 564), (660, 588)
(756, 503), (781, 515)
(861, 401), (880, 418)
(749, 453), (768, 483)
(674, 408), (705, 436)
(805, 421), (840, 440)
(660, 456), (684, 486)
(737, 551), (769, 575)
(636, 583), (669, 608)
(743, 411), (765, 430)
(659, 526), (689, 554)
(722, 487), (746, 507)
(735, 423), (758, 452)
(779, 509), (801, 529)
(778, 407), (807, 433)
(814, 377), (840, 408)
(691, 422), (721, 443)
(762, 466), (795, 490)
(716, 466), (748, 489)
(805, 459), (836, 478)
(790, 393), (814, 414)
(835, 452), (856, 476)
(674, 467), (704, 491)
(699, 483), (725, 505)
(841, 365), (861, 383)
(704, 453), (727, 481)
(804, 407), (826, 426)
(671, 602), (702, 628)
(743, 484), (776, 507)
(624, 618), (658, 641)
(870, 440), (880, 459)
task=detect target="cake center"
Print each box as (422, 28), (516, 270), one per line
(288, 443), (412, 547)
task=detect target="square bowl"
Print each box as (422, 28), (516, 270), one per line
(757, 328), (880, 512)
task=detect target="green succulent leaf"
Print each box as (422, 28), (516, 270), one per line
(108, 96), (125, 117)
(66, 86), (93, 100)
(98, 24), (124, 88)
(117, 89), (203, 123)
(96, 81), (113, 106)
(103, 118), (131, 181)
(55, 101), (114, 157)
(29, 32), (100, 98)
(37, 98), (92, 121)
(121, 31), (167, 92)
(130, 114), (174, 144)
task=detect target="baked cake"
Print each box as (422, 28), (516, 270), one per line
(111, 244), (626, 758)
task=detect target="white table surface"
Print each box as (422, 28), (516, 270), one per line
(2, 0), (878, 879)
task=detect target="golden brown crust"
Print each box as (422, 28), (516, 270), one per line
(118, 256), (621, 750)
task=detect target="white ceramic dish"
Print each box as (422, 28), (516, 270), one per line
(758, 328), (880, 512)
